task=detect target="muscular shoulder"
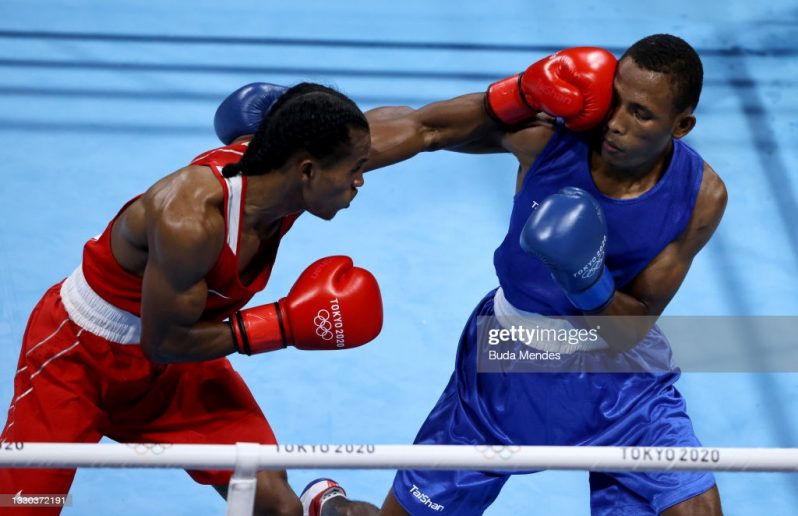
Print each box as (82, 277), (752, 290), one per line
(693, 163), (727, 231)
(142, 165), (226, 287)
(677, 161), (728, 255)
(501, 114), (557, 172)
(698, 162), (727, 208)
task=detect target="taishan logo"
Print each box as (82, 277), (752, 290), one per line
(409, 485), (444, 512)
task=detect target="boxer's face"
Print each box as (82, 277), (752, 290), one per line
(600, 57), (695, 170)
(303, 128), (371, 220)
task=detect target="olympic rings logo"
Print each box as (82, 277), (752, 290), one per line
(474, 445), (521, 461)
(314, 309), (334, 341)
(127, 443), (173, 456)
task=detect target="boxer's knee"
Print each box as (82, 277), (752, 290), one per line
(322, 496), (381, 516)
(661, 484), (722, 516)
(377, 491), (409, 516)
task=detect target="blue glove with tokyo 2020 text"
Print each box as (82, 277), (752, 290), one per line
(520, 186), (615, 313)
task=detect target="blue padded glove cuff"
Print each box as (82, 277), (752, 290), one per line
(565, 265), (615, 313)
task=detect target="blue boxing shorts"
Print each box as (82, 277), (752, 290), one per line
(392, 288), (715, 515)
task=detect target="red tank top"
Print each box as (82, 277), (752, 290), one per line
(82, 142), (301, 322)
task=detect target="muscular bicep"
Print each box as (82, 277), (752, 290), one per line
(499, 116), (556, 173)
(140, 255), (209, 351)
(621, 163), (728, 316)
(365, 114), (432, 171)
(139, 201), (223, 359)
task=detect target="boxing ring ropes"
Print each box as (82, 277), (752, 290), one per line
(2, 443), (797, 514)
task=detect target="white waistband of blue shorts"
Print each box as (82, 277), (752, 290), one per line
(60, 266), (141, 344)
(492, 287), (609, 354)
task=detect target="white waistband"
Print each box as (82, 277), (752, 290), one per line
(60, 266), (141, 344)
(492, 287), (609, 353)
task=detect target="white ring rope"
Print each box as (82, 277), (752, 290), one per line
(1, 443), (797, 472)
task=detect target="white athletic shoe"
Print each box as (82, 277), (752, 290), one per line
(299, 478), (347, 516)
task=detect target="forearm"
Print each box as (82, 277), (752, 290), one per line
(365, 93), (499, 171)
(142, 320), (236, 364)
(589, 249), (696, 352)
(585, 291), (659, 353)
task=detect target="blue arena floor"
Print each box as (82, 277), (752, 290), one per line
(1, 0), (797, 514)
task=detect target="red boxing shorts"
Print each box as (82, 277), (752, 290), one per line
(0, 282), (277, 514)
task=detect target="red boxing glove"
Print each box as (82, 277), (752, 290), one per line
(485, 47), (617, 131)
(229, 256), (383, 355)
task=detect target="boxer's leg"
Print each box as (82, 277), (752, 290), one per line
(304, 291), (507, 516)
(587, 372), (720, 515)
(104, 353), (301, 515)
(0, 286), (105, 516)
(588, 473), (720, 516)
(301, 374), (509, 516)
(662, 484), (721, 515)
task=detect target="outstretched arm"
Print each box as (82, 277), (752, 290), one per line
(364, 47), (617, 172)
(364, 93), (505, 172)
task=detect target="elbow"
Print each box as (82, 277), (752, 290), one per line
(422, 126), (445, 152)
(140, 336), (177, 364)
(593, 314), (659, 354)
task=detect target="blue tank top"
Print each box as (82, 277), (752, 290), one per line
(494, 122), (704, 315)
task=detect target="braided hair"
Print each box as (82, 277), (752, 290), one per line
(222, 83), (369, 177)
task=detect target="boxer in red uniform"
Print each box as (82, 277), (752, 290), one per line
(0, 82), (383, 515)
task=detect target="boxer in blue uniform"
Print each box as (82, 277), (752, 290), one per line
(214, 34), (726, 516)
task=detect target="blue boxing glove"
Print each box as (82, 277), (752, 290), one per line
(214, 82), (288, 145)
(520, 187), (615, 313)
